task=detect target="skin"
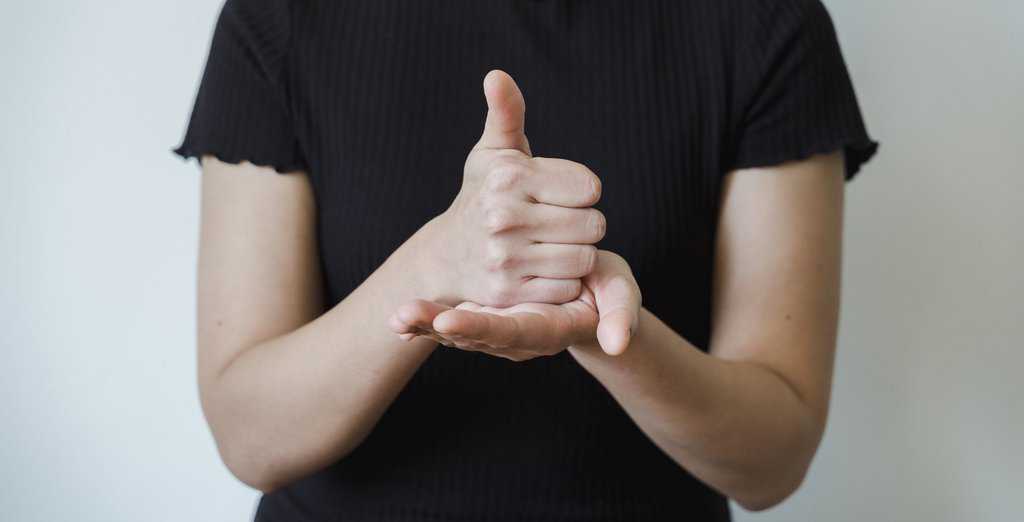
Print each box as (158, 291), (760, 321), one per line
(197, 70), (603, 491)
(423, 70), (606, 307)
(197, 70), (845, 510)
(394, 148), (845, 510)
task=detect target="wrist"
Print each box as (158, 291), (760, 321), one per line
(401, 213), (462, 305)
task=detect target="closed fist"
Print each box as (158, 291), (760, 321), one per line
(434, 70), (606, 307)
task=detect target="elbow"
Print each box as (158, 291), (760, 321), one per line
(732, 455), (814, 512)
(733, 477), (803, 512)
(199, 376), (370, 493)
(232, 469), (281, 494)
(217, 439), (290, 493)
(733, 472), (805, 511)
(735, 405), (827, 511)
(213, 431), (365, 493)
(199, 393), (292, 492)
(208, 415), (367, 493)
(218, 439), (365, 493)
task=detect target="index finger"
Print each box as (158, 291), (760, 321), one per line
(433, 309), (523, 348)
(525, 157), (602, 208)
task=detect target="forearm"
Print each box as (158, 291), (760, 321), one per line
(568, 307), (824, 510)
(203, 219), (445, 491)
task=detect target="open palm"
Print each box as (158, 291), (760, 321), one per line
(390, 251), (640, 360)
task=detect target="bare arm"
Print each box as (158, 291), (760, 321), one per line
(197, 157), (444, 492)
(395, 151), (846, 509)
(567, 152), (844, 510)
(195, 70), (604, 492)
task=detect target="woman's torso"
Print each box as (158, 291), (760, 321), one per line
(258, 1), (741, 520)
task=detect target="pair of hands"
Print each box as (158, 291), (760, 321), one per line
(389, 70), (641, 360)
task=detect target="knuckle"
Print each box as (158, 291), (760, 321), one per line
(483, 205), (518, 233)
(484, 244), (518, 272)
(609, 274), (642, 305)
(607, 274), (633, 295)
(486, 161), (526, 192)
(493, 148), (526, 160)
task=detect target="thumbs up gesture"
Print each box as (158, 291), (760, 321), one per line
(431, 70), (607, 307)
(393, 70), (642, 358)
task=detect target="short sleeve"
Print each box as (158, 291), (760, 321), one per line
(730, 0), (878, 180)
(172, 0), (307, 173)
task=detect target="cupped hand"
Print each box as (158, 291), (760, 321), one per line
(390, 251), (641, 360)
(425, 70), (607, 307)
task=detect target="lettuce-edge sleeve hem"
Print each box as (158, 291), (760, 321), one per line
(171, 143), (308, 175)
(731, 136), (879, 182)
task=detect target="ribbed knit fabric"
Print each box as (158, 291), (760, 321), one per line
(174, 1), (877, 520)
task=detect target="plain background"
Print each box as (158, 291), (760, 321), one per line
(1, 1), (1020, 520)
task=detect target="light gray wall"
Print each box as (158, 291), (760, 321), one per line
(1, 1), (1019, 521)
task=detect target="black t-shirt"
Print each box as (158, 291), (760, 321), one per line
(174, 1), (877, 520)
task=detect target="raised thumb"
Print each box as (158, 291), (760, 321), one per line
(474, 69), (531, 155)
